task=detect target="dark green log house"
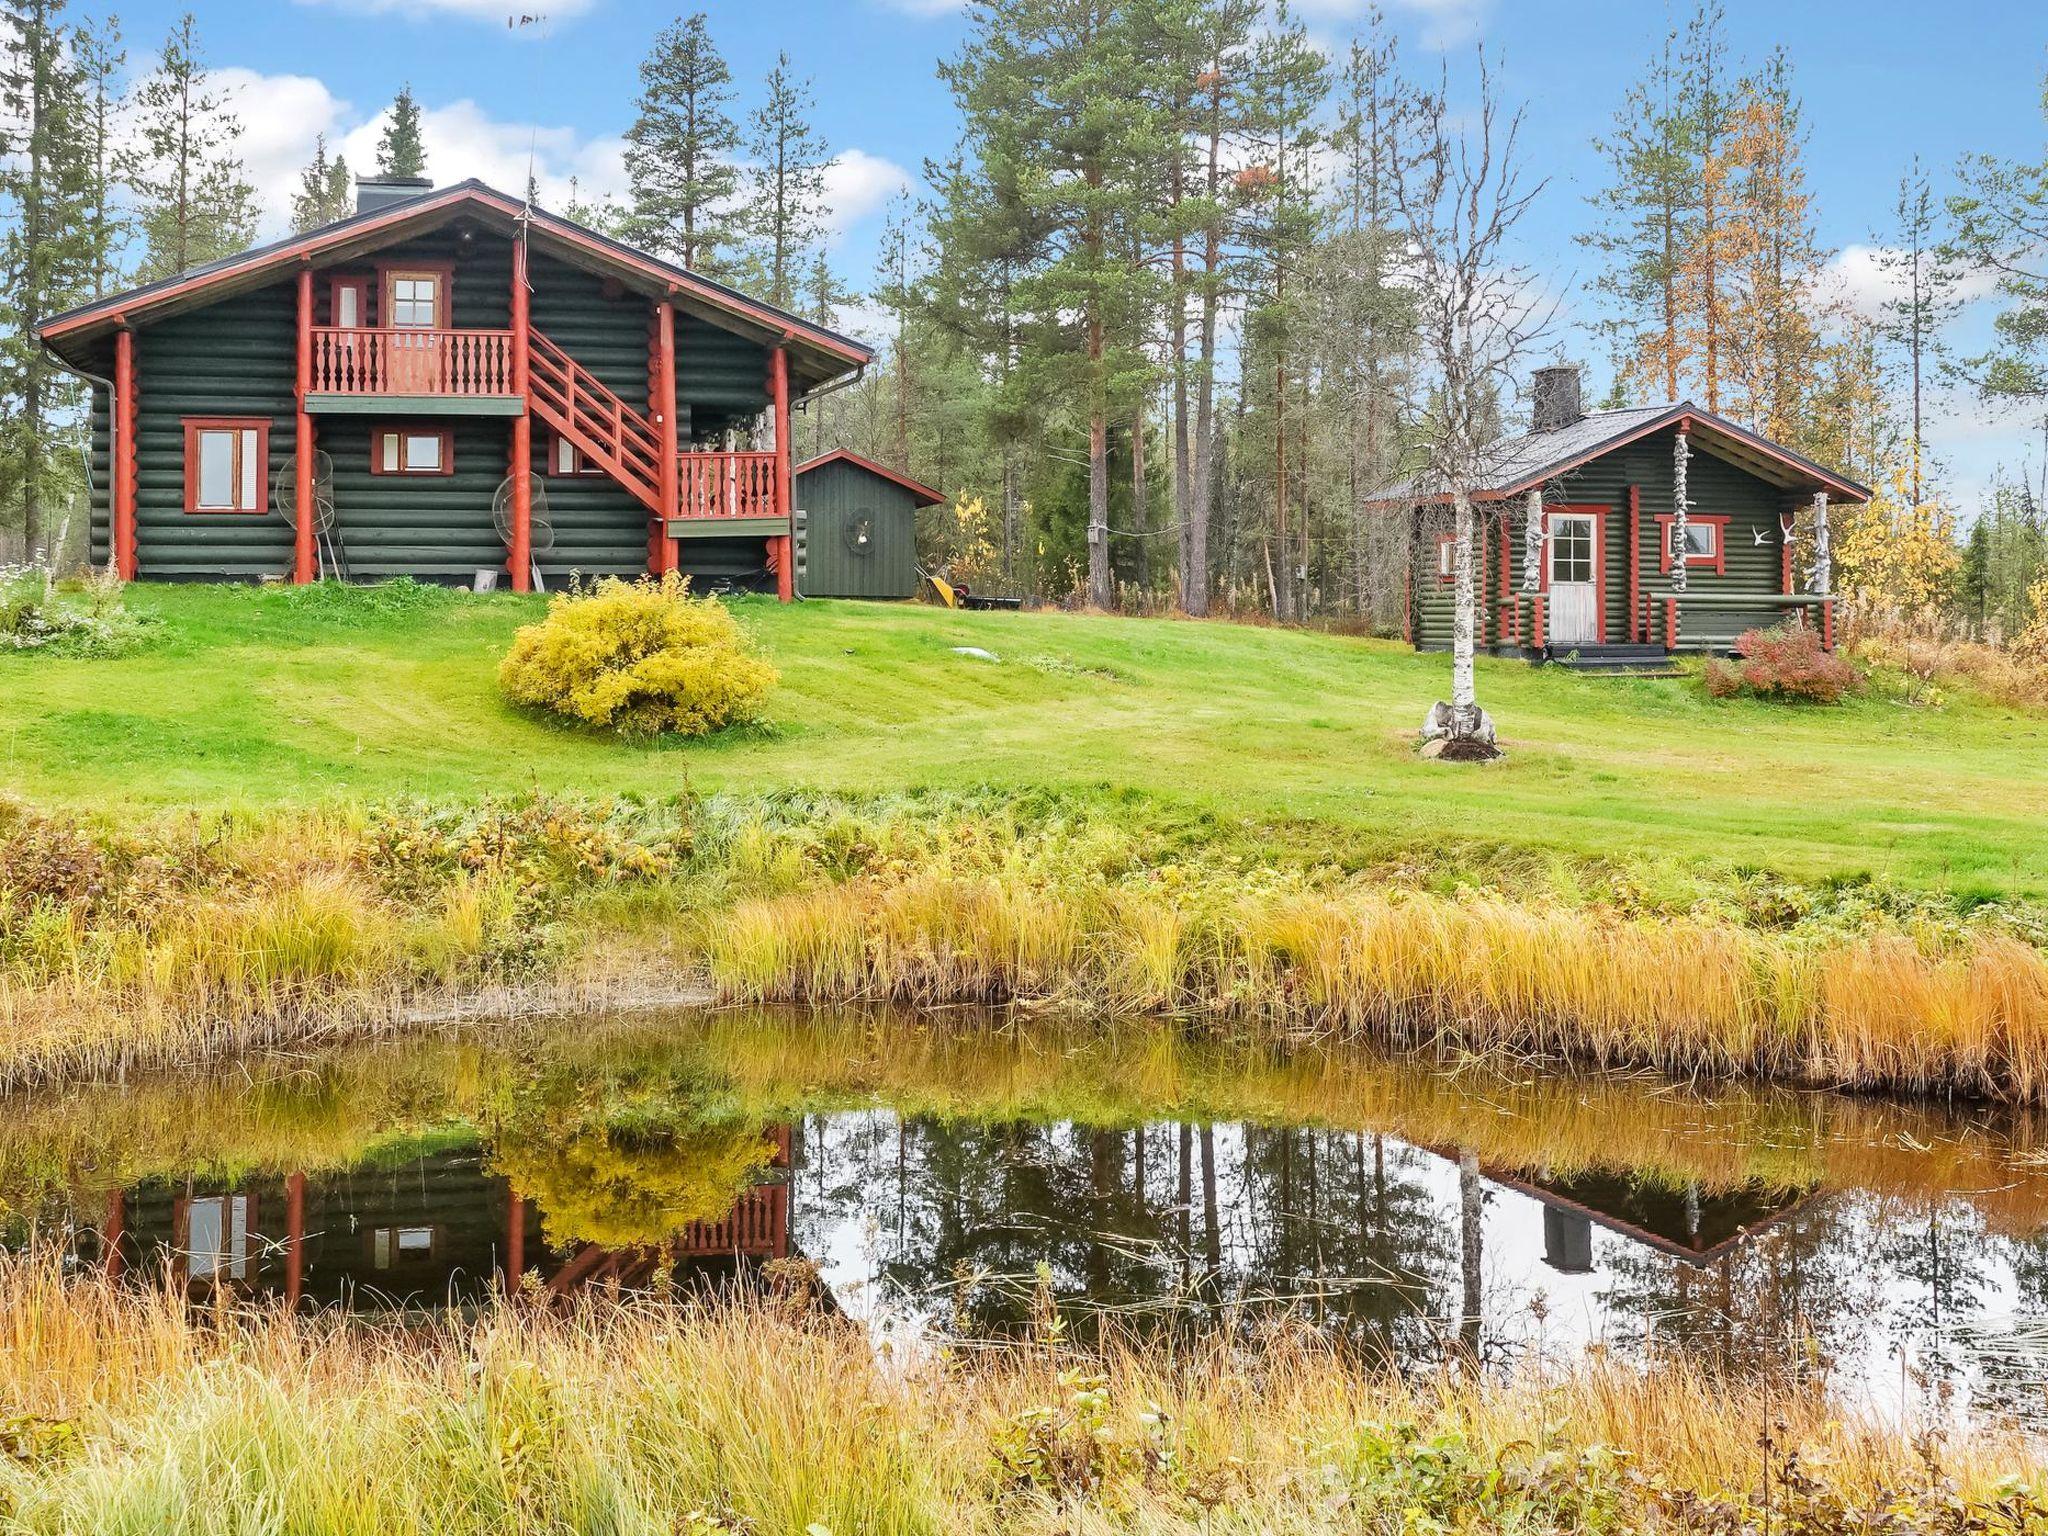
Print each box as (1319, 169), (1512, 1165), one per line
(36, 176), (873, 597)
(1392, 366), (1871, 663)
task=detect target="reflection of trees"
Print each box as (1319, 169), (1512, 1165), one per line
(485, 1062), (775, 1250)
(786, 1113), (1458, 1351)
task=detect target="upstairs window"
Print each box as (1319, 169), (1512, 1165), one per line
(382, 268), (447, 328)
(372, 427), (454, 476)
(183, 418), (269, 513)
(330, 274), (371, 329)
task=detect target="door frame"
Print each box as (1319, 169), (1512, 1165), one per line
(1540, 503), (1608, 645)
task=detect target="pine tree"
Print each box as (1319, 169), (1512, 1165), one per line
(803, 249), (850, 330)
(73, 12), (121, 297)
(1947, 67), (2048, 405)
(377, 84), (427, 179)
(875, 195), (919, 473)
(1876, 157), (1963, 503)
(1582, 26), (1697, 404)
(1232, 2), (1327, 622)
(1675, 0), (1733, 414)
(120, 14), (259, 282)
(0, 0), (97, 563)
(740, 52), (833, 311)
(289, 133), (353, 233)
(624, 14), (742, 273)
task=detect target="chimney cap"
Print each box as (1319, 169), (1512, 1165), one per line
(354, 174), (434, 216)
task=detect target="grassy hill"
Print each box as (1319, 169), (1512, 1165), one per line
(2, 583), (2042, 896)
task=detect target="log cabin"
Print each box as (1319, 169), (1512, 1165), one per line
(36, 176), (874, 598)
(1389, 366), (1871, 668)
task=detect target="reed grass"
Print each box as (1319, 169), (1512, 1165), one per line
(0, 1256), (2037, 1534)
(702, 874), (2048, 1103)
(4, 790), (2046, 1103)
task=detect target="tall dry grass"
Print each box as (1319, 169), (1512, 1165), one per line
(702, 874), (2048, 1103)
(0, 1256), (2038, 1534)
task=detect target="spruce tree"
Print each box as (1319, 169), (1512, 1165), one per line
(0, 0), (100, 562)
(740, 52), (833, 311)
(377, 84), (427, 179)
(120, 14), (259, 282)
(624, 13), (741, 272)
(1875, 157), (1962, 503)
(289, 133), (353, 232)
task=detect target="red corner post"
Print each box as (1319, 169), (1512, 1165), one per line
(654, 300), (680, 577)
(113, 327), (137, 579)
(769, 343), (793, 602)
(294, 267), (316, 583)
(509, 236), (533, 593)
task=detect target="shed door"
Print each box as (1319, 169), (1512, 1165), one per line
(1547, 513), (1598, 646)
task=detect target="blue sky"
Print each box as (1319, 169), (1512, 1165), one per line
(116, 0), (2048, 504)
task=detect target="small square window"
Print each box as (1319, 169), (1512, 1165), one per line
(1675, 522), (1717, 559)
(373, 428), (453, 476)
(549, 434), (603, 477)
(1435, 535), (1456, 583)
(386, 272), (443, 328)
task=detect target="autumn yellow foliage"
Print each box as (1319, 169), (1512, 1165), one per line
(498, 573), (777, 737)
(1835, 464), (1963, 621)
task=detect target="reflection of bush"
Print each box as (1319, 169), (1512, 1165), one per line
(487, 1068), (776, 1251)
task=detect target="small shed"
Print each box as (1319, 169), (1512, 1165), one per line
(793, 449), (945, 599)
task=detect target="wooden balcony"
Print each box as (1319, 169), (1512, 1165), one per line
(670, 450), (782, 535)
(306, 326), (519, 414)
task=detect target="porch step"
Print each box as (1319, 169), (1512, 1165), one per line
(1551, 644), (1682, 679)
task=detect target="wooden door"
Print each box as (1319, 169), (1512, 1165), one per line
(1547, 513), (1599, 646)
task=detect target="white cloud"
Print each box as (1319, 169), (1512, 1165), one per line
(1827, 242), (1999, 323)
(210, 68), (353, 231)
(336, 97), (628, 216)
(292, 0), (594, 24)
(823, 149), (913, 243)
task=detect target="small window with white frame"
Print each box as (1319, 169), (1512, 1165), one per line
(373, 428), (452, 476)
(183, 418), (268, 513)
(1435, 533), (1457, 583)
(1674, 521), (1718, 561)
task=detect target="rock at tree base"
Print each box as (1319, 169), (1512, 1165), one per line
(1419, 700), (1496, 745)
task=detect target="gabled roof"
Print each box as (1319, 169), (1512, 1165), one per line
(794, 448), (947, 507)
(1373, 402), (1871, 507)
(38, 179), (872, 395)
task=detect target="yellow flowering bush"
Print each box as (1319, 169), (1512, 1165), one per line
(498, 573), (777, 737)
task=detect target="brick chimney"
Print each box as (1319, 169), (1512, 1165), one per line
(1530, 365), (1584, 434)
(354, 174), (433, 216)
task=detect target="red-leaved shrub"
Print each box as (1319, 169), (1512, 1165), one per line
(1706, 623), (1860, 704)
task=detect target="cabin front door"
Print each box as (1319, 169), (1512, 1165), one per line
(1547, 513), (1599, 647)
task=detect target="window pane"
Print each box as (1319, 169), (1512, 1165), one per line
(337, 286), (359, 327)
(391, 276), (438, 327)
(240, 429), (261, 510)
(381, 434), (400, 473)
(406, 433), (442, 471)
(398, 1227), (434, 1254)
(197, 430), (235, 507)
(188, 1197), (224, 1275)
(1685, 524), (1715, 556)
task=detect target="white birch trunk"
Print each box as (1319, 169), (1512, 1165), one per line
(1452, 488), (1477, 713)
(1671, 429), (1691, 594)
(1810, 491), (1831, 595)
(1521, 488), (1542, 591)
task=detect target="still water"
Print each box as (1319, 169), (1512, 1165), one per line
(4, 1010), (2046, 1428)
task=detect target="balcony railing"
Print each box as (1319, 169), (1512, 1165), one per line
(677, 450), (778, 521)
(309, 326), (516, 397)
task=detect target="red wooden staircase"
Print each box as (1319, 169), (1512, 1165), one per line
(525, 327), (666, 513)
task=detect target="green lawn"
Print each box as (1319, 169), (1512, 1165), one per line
(2, 583), (2042, 896)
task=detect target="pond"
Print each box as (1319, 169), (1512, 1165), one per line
(4, 1009), (2045, 1431)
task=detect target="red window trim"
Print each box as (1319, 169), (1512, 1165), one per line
(328, 272), (373, 329)
(181, 416), (271, 514)
(1539, 503), (1609, 644)
(1653, 512), (1730, 576)
(546, 430), (607, 478)
(1433, 532), (1457, 584)
(369, 425), (456, 477)
(375, 260), (454, 329)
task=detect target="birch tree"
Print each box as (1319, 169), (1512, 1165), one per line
(1392, 54), (1547, 757)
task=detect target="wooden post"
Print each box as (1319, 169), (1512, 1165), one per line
(505, 1190), (526, 1292)
(294, 268), (316, 584)
(284, 1172), (306, 1307)
(509, 235), (533, 593)
(1626, 485), (1642, 642)
(655, 301), (680, 577)
(103, 1188), (126, 1280)
(769, 343), (793, 602)
(113, 327), (137, 579)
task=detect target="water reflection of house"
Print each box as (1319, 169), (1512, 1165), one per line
(1488, 1164), (1819, 1273)
(94, 1126), (792, 1308)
